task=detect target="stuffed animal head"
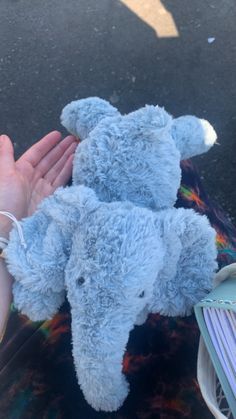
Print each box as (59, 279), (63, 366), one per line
(5, 185), (217, 412)
(61, 187), (217, 411)
(61, 97), (217, 210)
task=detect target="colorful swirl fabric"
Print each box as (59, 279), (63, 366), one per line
(0, 160), (235, 419)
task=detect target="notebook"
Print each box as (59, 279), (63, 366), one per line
(195, 277), (236, 415)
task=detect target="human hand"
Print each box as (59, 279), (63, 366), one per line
(0, 131), (77, 238)
(0, 131), (77, 341)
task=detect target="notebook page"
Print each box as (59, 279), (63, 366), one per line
(218, 310), (236, 360)
(215, 309), (236, 368)
(203, 307), (236, 396)
(214, 308), (236, 396)
(229, 309), (236, 331)
(203, 309), (231, 377)
(207, 308), (236, 393)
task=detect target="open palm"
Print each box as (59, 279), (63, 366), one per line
(0, 131), (77, 232)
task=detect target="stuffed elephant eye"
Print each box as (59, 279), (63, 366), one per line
(139, 291), (145, 298)
(77, 277), (85, 286)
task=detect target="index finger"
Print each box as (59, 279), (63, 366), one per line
(19, 131), (62, 167)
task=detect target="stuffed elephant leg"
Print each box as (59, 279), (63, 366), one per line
(61, 97), (120, 140)
(171, 115), (217, 159)
(150, 208), (218, 317)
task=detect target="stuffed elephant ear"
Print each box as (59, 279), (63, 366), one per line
(171, 115), (217, 159)
(5, 185), (88, 321)
(150, 207), (218, 317)
(61, 97), (120, 140)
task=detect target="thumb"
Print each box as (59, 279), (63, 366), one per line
(0, 135), (15, 170)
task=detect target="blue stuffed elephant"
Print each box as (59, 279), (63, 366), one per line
(5, 98), (218, 412)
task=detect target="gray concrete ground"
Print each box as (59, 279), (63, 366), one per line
(0, 0), (236, 221)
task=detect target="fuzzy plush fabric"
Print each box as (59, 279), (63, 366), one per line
(5, 186), (217, 411)
(5, 98), (218, 412)
(150, 207), (218, 317)
(171, 116), (217, 160)
(61, 97), (217, 210)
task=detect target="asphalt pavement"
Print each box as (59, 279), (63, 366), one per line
(0, 0), (236, 221)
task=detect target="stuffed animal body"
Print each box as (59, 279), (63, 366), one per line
(61, 98), (216, 210)
(5, 98), (218, 412)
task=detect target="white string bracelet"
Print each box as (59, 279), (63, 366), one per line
(0, 211), (27, 259)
